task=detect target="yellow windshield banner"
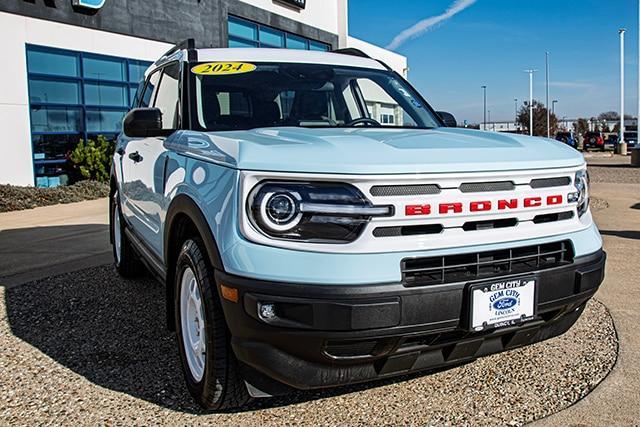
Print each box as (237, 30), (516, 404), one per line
(191, 62), (257, 76)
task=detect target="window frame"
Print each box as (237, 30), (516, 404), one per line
(25, 44), (151, 186)
(227, 15), (330, 51)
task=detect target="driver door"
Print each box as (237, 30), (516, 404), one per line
(120, 62), (181, 255)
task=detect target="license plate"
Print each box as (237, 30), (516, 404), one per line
(469, 278), (536, 331)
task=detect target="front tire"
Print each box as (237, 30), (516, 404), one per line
(110, 190), (144, 277)
(174, 238), (250, 411)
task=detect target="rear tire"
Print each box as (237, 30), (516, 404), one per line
(110, 190), (144, 277)
(174, 238), (250, 411)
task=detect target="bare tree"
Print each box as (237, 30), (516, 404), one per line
(516, 100), (559, 136)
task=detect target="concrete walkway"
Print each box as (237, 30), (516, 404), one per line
(0, 198), (110, 287)
(536, 182), (640, 425)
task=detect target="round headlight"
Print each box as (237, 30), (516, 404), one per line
(574, 169), (589, 217)
(266, 193), (297, 224)
(257, 191), (302, 232)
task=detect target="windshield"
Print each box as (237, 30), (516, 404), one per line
(190, 62), (441, 131)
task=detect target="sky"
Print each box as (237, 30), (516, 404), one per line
(349, 0), (640, 125)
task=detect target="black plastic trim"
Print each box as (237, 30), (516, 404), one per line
(215, 250), (605, 392)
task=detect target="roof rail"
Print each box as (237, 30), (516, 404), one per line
(331, 48), (371, 59)
(157, 38), (198, 64)
(332, 47), (393, 72)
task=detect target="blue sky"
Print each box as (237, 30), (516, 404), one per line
(349, 0), (640, 124)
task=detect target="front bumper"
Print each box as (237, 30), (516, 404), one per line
(217, 249), (605, 393)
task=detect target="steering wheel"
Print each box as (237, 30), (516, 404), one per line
(347, 117), (382, 127)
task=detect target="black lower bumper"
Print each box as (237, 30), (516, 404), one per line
(216, 250), (605, 393)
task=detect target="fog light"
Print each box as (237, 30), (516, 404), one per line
(258, 303), (277, 320)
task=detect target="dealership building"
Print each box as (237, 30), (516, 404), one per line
(0, 0), (406, 187)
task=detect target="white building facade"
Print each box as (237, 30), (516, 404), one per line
(0, 0), (406, 187)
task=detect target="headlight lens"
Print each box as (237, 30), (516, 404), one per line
(248, 181), (393, 243)
(568, 169), (589, 217)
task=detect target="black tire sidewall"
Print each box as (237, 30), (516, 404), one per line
(110, 191), (124, 270)
(174, 239), (227, 409)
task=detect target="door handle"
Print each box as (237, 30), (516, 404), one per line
(128, 151), (143, 163)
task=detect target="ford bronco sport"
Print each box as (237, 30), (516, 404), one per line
(110, 40), (606, 410)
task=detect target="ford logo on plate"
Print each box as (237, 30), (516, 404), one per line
(492, 297), (518, 310)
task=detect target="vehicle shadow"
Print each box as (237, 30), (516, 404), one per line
(600, 229), (640, 241)
(2, 228), (468, 414)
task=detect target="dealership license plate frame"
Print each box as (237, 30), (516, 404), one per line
(469, 277), (537, 332)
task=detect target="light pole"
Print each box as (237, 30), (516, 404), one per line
(481, 85), (487, 130)
(552, 100), (558, 115)
(620, 29), (626, 148)
(545, 52), (550, 138)
(525, 69), (537, 136)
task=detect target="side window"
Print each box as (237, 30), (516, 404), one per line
(153, 62), (180, 129)
(139, 70), (161, 108)
(356, 78), (416, 127)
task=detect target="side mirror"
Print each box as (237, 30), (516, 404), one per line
(437, 111), (457, 127)
(123, 108), (163, 137)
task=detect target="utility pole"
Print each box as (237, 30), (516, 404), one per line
(525, 69), (537, 136)
(620, 29), (626, 149)
(546, 52), (550, 138)
(481, 85), (487, 130)
(552, 100), (558, 115)
(514, 98), (518, 129)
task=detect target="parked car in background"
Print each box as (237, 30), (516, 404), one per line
(555, 131), (576, 148)
(605, 133), (618, 148)
(623, 131), (638, 149)
(583, 131), (604, 151)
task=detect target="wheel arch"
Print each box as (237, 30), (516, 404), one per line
(164, 194), (226, 330)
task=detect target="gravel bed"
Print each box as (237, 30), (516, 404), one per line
(590, 197), (609, 212)
(587, 157), (640, 185)
(0, 181), (109, 213)
(0, 266), (617, 426)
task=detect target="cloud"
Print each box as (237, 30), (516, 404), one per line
(386, 0), (478, 50)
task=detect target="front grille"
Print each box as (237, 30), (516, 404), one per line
(370, 184), (441, 197)
(373, 224), (443, 237)
(401, 241), (573, 287)
(530, 177), (571, 188)
(459, 181), (514, 193)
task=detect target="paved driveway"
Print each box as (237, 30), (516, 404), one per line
(0, 198), (110, 287)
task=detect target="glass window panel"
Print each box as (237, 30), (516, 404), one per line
(129, 86), (138, 107)
(86, 109), (126, 132)
(29, 79), (80, 104)
(83, 56), (126, 81)
(34, 161), (73, 187)
(229, 37), (258, 48)
(228, 17), (257, 41)
(32, 133), (81, 161)
(259, 27), (285, 47)
(140, 69), (161, 108)
(84, 82), (128, 106)
(128, 61), (149, 83)
(27, 49), (79, 77)
(154, 63), (180, 129)
(30, 106), (82, 132)
(286, 34), (308, 50)
(309, 41), (330, 51)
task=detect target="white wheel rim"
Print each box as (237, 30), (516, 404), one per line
(180, 267), (206, 381)
(113, 197), (122, 264)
